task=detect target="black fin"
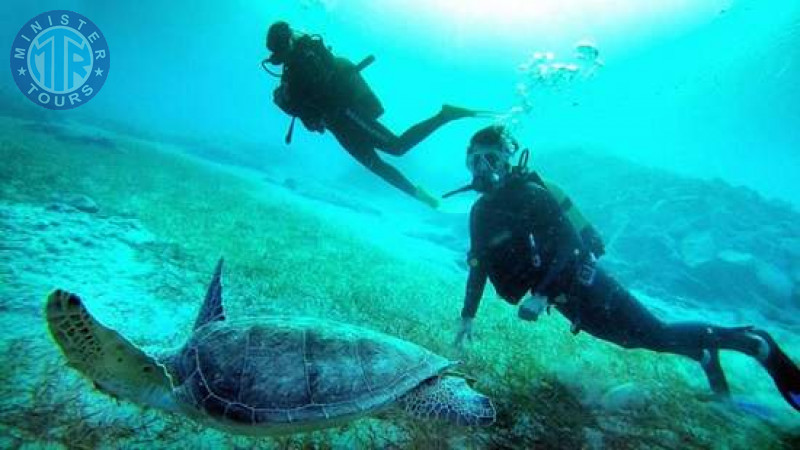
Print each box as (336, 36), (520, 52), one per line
(700, 348), (731, 397)
(193, 258), (226, 330)
(750, 330), (800, 412)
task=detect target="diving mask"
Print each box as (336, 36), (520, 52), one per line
(466, 144), (513, 191)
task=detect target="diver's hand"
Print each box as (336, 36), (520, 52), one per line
(454, 317), (474, 348)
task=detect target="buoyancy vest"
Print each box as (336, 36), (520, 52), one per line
(469, 172), (588, 303)
(275, 35), (384, 135)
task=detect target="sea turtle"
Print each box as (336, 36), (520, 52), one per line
(45, 258), (496, 436)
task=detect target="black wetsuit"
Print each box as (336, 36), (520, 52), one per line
(462, 175), (767, 396)
(276, 35), (455, 198)
(325, 108), (453, 197)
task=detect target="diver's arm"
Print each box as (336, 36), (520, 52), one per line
(461, 264), (488, 319)
(455, 264), (486, 347)
(456, 202), (488, 347)
(462, 200), (488, 319)
(543, 180), (605, 257)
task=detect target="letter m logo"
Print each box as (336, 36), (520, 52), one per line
(14, 48), (25, 59)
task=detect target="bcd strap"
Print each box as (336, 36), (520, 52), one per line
(518, 148), (530, 169)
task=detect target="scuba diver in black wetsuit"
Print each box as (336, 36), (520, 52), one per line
(451, 125), (800, 412)
(263, 21), (480, 209)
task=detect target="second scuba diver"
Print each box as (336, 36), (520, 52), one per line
(264, 21), (481, 209)
(451, 125), (800, 412)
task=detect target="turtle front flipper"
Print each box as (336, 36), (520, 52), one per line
(398, 376), (495, 427)
(45, 289), (178, 412)
(193, 257), (226, 331)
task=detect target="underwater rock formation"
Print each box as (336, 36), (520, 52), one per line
(535, 150), (800, 323)
(49, 193), (100, 214)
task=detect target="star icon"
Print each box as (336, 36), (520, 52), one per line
(94, 68), (104, 77)
(17, 67), (26, 76)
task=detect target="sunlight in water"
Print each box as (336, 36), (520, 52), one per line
(388, 0), (728, 35)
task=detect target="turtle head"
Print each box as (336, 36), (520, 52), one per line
(45, 289), (179, 412)
(399, 375), (496, 427)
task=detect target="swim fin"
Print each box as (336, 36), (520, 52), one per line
(440, 104), (500, 121)
(414, 185), (440, 209)
(470, 110), (505, 119)
(748, 329), (800, 412)
(700, 348), (731, 398)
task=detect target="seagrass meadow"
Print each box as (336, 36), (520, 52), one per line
(2, 0), (800, 449)
(1, 114), (798, 448)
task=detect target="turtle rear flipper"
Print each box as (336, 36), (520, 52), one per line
(398, 376), (495, 427)
(45, 289), (178, 411)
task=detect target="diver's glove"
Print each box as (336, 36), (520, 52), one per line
(518, 295), (547, 322)
(580, 225), (606, 258)
(454, 317), (474, 348)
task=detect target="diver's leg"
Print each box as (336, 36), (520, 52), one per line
(716, 327), (800, 411)
(384, 105), (477, 155)
(341, 140), (439, 208)
(350, 105), (475, 156)
(353, 147), (416, 195)
(329, 115), (439, 208)
(355, 149), (440, 209)
(556, 269), (734, 396)
(644, 321), (800, 410)
(337, 106), (474, 156)
(559, 269), (800, 409)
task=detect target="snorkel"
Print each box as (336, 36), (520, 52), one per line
(442, 184), (475, 199)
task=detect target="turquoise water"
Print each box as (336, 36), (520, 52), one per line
(2, 0), (800, 448)
(3, 0), (799, 204)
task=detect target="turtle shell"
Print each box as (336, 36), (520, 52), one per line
(171, 317), (453, 432)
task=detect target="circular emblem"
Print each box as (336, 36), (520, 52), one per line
(9, 10), (110, 110)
